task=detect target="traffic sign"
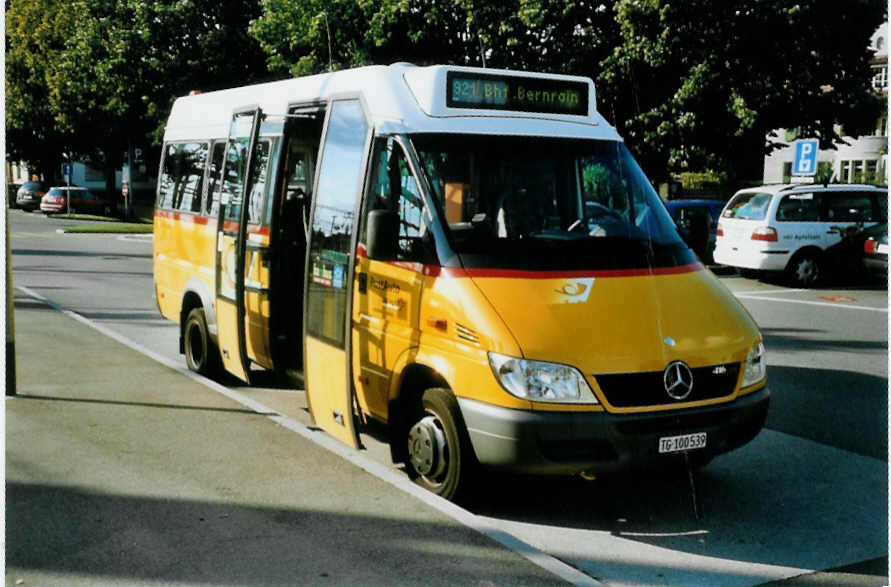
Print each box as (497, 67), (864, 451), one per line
(792, 139), (819, 176)
(61, 163), (73, 178)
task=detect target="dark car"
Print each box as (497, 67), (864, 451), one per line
(820, 221), (888, 284)
(862, 222), (887, 280)
(40, 186), (116, 216)
(665, 199), (725, 263)
(15, 181), (47, 211)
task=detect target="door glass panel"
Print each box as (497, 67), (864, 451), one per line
(362, 138), (431, 262)
(206, 141), (226, 217)
(222, 137), (249, 225)
(306, 100), (368, 347)
(247, 140), (272, 225)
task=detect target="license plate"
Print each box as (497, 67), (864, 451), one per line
(659, 432), (707, 454)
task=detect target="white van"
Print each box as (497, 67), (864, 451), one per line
(713, 183), (887, 286)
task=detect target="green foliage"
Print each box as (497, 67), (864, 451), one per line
(6, 0), (272, 187)
(249, 0), (619, 78)
(7, 0), (886, 194)
(600, 0), (886, 182)
(6, 0), (75, 179)
(678, 171), (729, 190)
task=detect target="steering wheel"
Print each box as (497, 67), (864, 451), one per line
(568, 205), (624, 233)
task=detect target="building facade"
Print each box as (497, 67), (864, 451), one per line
(763, 23), (888, 185)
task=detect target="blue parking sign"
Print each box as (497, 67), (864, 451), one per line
(792, 139), (818, 176)
(61, 163), (73, 177)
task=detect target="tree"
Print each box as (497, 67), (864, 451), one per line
(250, 0), (619, 80)
(599, 0), (886, 183)
(6, 0), (77, 181)
(6, 0), (274, 196)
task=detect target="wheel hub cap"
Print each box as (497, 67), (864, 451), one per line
(408, 415), (446, 478)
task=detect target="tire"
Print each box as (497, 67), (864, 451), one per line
(183, 308), (220, 377)
(405, 388), (476, 501)
(786, 251), (822, 287)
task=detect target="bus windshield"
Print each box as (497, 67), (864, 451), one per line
(412, 134), (693, 271)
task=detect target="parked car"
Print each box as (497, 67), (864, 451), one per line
(40, 186), (116, 216)
(714, 183), (887, 286)
(861, 222), (888, 280)
(665, 199), (725, 263)
(15, 181), (47, 211)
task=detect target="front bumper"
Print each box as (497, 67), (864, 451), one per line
(713, 242), (789, 271)
(458, 387), (769, 475)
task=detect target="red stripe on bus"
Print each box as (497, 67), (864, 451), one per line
(455, 264), (704, 279)
(154, 209), (210, 225)
(221, 221), (270, 236)
(153, 209), (269, 236)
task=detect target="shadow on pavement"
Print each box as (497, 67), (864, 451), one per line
(6, 482), (558, 587)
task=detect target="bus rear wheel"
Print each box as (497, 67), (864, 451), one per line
(184, 308), (219, 377)
(405, 388), (475, 501)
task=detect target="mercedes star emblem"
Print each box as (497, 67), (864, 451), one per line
(663, 361), (694, 401)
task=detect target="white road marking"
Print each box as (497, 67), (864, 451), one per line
(730, 288), (808, 296)
(734, 293), (888, 313)
(14, 284), (603, 587)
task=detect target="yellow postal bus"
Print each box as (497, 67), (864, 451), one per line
(153, 64), (769, 500)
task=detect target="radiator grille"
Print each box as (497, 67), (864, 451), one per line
(595, 363), (740, 408)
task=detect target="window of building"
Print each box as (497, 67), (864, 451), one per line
(852, 160), (865, 183)
(839, 160), (851, 183)
(871, 64), (887, 90)
(865, 160), (879, 183)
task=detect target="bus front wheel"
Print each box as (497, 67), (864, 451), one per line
(405, 388), (475, 501)
(184, 308), (219, 377)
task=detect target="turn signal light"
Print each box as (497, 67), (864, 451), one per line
(751, 227), (778, 242)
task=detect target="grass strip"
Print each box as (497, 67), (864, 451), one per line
(48, 213), (153, 224)
(62, 224), (153, 234)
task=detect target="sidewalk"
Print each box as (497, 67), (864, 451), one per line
(6, 291), (576, 586)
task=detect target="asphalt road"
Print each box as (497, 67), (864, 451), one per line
(7, 208), (889, 586)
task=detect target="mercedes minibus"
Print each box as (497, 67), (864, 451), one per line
(153, 63), (769, 500)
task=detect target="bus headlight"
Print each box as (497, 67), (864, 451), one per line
(488, 352), (598, 404)
(741, 341), (766, 388)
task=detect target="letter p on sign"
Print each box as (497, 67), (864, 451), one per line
(792, 139), (819, 176)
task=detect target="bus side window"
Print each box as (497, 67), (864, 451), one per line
(362, 138), (429, 262)
(178, 143), (208, 213)
(205, 141), (226, 217)
(158, 142), (208, 213)
(157, 143), (177, 209)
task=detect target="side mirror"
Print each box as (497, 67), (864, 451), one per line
(367, 209), (399, 261)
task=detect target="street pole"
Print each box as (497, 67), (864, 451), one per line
(66, 155), (71, 216)
(5, 200), (16, 396)
(125, 140), (132, 221)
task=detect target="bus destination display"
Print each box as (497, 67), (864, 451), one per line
(446, 72), (588, 116)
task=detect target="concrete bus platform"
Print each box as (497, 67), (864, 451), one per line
(6, 291), (583, 586)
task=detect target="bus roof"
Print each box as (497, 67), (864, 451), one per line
(163, 63), (622, 143)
